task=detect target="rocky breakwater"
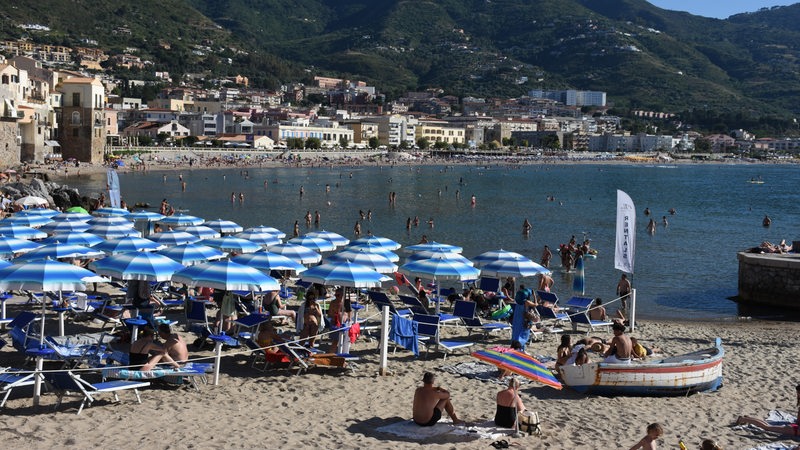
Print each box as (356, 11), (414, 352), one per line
(1, 177), (97, 212)
(737, 251), (800, 310)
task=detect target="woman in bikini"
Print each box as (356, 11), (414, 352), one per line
(301, 292), (322, 348)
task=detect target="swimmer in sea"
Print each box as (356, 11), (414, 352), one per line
(522, 218), (532, 235)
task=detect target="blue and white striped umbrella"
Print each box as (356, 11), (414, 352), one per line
(233, 231), (281, 248)
(203, 219), (243, 235)
(128, 210), (165, 222)
(52, 212), (93, 222)
(172, 260), (280, 291)
(288, 236), (337, 252)
(473, 249), (528, 268)
(90, 252), (185, 281)
(17, 208), (59, 218)
(14, 242), (104, 263)
(157, 243), (226, 266)
(87, 224), (141, 239)
(407, 250), (473, 265)
(0, 225), (48, 240)
(0, 259), (96, 343)
(92, 207), (130, 217)
(400, 257), (480, 282)
(305, 230), (350, 247)
(300, 260), (390, 288)
(158, 213), (204, 227)
(244, 226), (286, 239)
(344, 243), (400, 262)
(0, 260), (11, 270)
(149, 230), (201, 246)
(0, 235), (42, 258)
(87, 216), (130, 226)
(350, 235), (401, 251)
(1, 214), (53, 228)
(42, 232), (103, 247)
(327, 251), (398, 274)
(404, 241), (463, 254)
(232, 252), (307, 274)
(0, 259), (94, 292)
(39, 219), (91, 235)
(201, 236), (261, 254)
(480, 257), (550, 278)
(93, 236), (164, 255)
(267, 243), (321, 264)
(175, 225), (220, 240)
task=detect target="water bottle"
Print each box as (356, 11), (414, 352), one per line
(678, 439), (687, 450)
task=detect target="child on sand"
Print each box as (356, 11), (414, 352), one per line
(628, 423), (663, 450)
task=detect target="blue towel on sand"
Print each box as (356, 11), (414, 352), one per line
(389, 314), (419, 357)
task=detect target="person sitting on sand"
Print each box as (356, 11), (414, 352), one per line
(700, 439), (723, 450)
(156, 323), (189, 365)
(604, 322), (633, 364)
(413, 372), (464, 426)
(735, 384), (800, 436)
(495, 378), (526, 428)
(555, 334), (572, 368)
(628, 423), (663, 450)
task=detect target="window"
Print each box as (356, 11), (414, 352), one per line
(72, 93), (80, 107)
(72, 128), (79, 137)
(71, 111), (81, 125)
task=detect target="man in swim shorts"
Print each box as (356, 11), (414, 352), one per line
(604, 322), (633, 364)
(413, 372), (464, 426)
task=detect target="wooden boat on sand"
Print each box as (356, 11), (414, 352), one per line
(558, 338), (723, 396)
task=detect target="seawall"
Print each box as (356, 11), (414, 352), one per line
(737, 251), (800, 309)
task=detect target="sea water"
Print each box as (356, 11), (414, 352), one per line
(65, 162), (800, 320)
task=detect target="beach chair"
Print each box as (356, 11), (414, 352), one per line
(91, 298), (123, 332)
(0, 368), (35, 408)
(413, 314), (473, 360)
(452, 300), (511, 339)
(399, 294), (460, 324)
(564, 296), (613, 333)
(535, 290), (560, 308)
(535, 305), (570, 328)
(101, 366), (206, 392)
(478, 277), (500, 293)
(6, 312), (41, 353)
(367, 291), (412, 318)
(44, 336), (107, 369)
(44, 370), (150, 415)
(275, 342), (349, 375)
(388, 313), (429, 357)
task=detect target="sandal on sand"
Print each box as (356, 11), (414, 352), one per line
(490, 440), (509, 449)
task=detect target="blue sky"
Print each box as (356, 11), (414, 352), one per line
(648, 1), (796, 19)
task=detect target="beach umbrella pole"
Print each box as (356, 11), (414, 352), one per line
(378, 305), (389, 376)
(630, 288), (637, 332)
(212, 340), (223, 385)
(32, 354), (45, 406)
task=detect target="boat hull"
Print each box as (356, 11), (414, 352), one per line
(559, 339), (724, 397)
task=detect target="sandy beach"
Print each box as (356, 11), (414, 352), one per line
(1, 290), (798, 450)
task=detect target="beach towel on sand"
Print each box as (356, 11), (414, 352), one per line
(376, 419), (506, 441)
(389, 314), (418, 356)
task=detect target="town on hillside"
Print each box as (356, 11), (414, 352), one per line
(0, 42), (795, 166)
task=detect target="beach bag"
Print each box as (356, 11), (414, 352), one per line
(518, 411), (541, 436)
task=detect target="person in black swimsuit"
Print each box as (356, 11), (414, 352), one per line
(495, 378), (527, 428)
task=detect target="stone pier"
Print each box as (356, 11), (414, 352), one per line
(737, 252), (800, 309)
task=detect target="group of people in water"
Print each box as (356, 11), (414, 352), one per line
(556, 235), (596, 272)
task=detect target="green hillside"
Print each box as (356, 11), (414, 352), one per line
(2, 0), (800, 120)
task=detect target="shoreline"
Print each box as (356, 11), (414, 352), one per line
(0, 290), (797, 450)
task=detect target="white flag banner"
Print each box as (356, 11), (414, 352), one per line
(107, 169), (121, 209)
(615, 189), (635, 273)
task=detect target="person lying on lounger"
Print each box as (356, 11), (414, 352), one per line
(736, 384), (800, 437)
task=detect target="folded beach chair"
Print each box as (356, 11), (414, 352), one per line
(275, 342), (349, 375)
(452, 300), (511, 339)
(44, 370), (150, 415)
(413, 314), (474, 360)
(1, 368), (35, 408)
(564, 296), (613, 333)
(44, 335), (108, 369)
